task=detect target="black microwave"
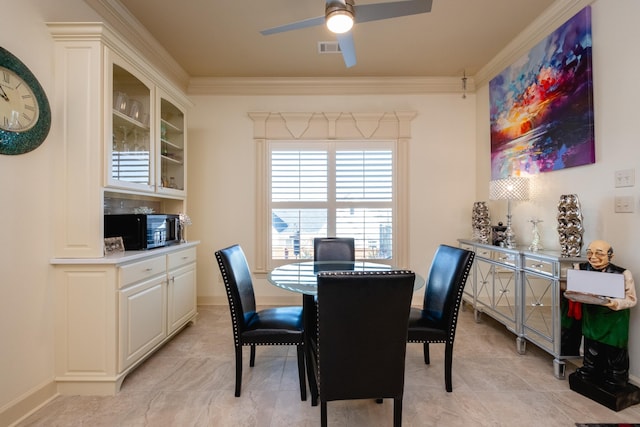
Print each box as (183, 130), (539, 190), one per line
(104, 214), (180, 250)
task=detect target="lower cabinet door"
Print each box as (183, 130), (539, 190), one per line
(167, 263), (197, 334)
(119, 275), (167, 371)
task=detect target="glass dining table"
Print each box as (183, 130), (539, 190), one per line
(267, 260), (425, 406)
(268, 260), (425, 295)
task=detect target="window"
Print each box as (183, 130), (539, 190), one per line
(269, 140), (395, 264)
(249, 111), (414, 273)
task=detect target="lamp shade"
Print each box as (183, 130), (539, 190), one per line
(326, 0), (355, 34)
(326, 10), (354, 33)
(489, 177), (530, 201)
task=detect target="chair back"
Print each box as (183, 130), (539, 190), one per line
(215, 244), (257, 335)
(422, 245), (475, 330)
(316, 270), (415, 401)
(313, 237), (355, 262)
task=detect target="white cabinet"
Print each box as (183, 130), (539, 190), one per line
(167, 247), (197, 333)
(49, 23), (192, 259)
(106, 50), (188, 197)
(53, 244), (198, 395)
(118, 256), (168, 371)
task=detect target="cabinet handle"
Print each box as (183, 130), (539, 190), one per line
(531, 263), (545, 269)
(181, 256), (189, 260)
(144, 268), (153, 272)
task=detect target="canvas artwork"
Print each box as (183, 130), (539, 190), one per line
(489, 6), (595, 179)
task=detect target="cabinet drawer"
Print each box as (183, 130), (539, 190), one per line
(119, 256), (166, 288)
(168, 247), (197, 270)
(524, 258), (554, 276)
(474, 247), (493, 260)
(469, 245), (517, 267)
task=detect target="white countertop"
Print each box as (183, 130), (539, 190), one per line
(50, 241), (200, 265)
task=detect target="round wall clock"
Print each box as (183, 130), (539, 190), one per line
(0, 47), (51, 155)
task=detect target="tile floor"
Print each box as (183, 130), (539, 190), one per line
(16, 303), (640, 426)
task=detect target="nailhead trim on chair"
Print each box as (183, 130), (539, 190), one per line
(216, 250), (305, 348)
(407, 253), (474, 346)
(215, 251), (242, 347)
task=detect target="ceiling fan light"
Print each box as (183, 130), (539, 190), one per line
(326, 10), (354, 34)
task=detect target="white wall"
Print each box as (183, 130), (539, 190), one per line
(0, 0), (57, 418)
(187, 94), (477, 304)
(476, 0), (640, 380)
(0, 0), (100, 423)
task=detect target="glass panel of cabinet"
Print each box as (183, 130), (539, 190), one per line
(474, 257), (518, 332)
(158, 94), (185, 193)
(107, 53), (186, 196)
(109, 59), (153, 192)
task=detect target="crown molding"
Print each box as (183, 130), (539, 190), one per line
(187, 76), (475, 96)
(474, 0), (595, 88)
(84, 0), (190, 92)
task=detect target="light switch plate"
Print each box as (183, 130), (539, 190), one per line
(614, 196), (634, 213)
(615, 169), (635, 187)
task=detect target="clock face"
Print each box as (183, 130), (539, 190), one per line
(0, 47), (51, 155)
(0, 66), (40, 132)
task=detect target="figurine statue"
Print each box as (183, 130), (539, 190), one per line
(566, 240), (639, 409)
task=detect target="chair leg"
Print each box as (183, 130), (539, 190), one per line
(321, 401), (328, 427)
(296, 344), (307, 401)
(303, 294), (319, 406)
(393, 397), (402, 427)
(423, 342), (430, 365)
(249, 345), (256, 367)
(444, 342), (453, 392)
(234, 347), (242, 397)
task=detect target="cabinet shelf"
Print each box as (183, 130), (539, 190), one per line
(161, 154), (183, 165)
(113, 109), (149, 131)
(161, 138), (183, 150)
(161, 118), (182, 133)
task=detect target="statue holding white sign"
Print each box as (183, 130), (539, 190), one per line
(565, 240), (639, 411)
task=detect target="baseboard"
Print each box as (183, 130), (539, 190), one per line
(1, 380), (57, 427)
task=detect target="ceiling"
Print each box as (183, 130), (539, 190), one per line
(116, 0), (556, 79)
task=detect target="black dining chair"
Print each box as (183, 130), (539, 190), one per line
(311, 270), (415, 427)
(407, 244), (475, 392)
(313, 237), (355, 263)
(215, 244), (306, 400)
(305, 236), (357, 404)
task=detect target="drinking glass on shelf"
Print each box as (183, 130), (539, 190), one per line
(114, 92), (129, 114)
(129, 99), (143, 122)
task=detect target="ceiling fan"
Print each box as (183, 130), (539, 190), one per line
(260, 0), (433, 68)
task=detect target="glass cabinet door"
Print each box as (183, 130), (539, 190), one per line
(108, 58), (154, 191)
(158, 94), (185, 193)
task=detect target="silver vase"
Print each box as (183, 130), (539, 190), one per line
(472, 201), (491, 244)
(557, 194), (583, 257)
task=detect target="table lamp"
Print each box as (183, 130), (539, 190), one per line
(489, 177), (530, 249)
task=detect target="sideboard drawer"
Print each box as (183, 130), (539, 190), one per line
(119, 256), (166, 288)
(167, 247), (197, 270)
(524, 257), (554, 276)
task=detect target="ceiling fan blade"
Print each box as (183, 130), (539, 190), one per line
(336, 33), (357, 68)
(260, 15), (325, 36)
(354, 0), (432, 24)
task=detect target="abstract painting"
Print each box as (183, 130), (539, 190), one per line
(489, 6), (594, 179)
